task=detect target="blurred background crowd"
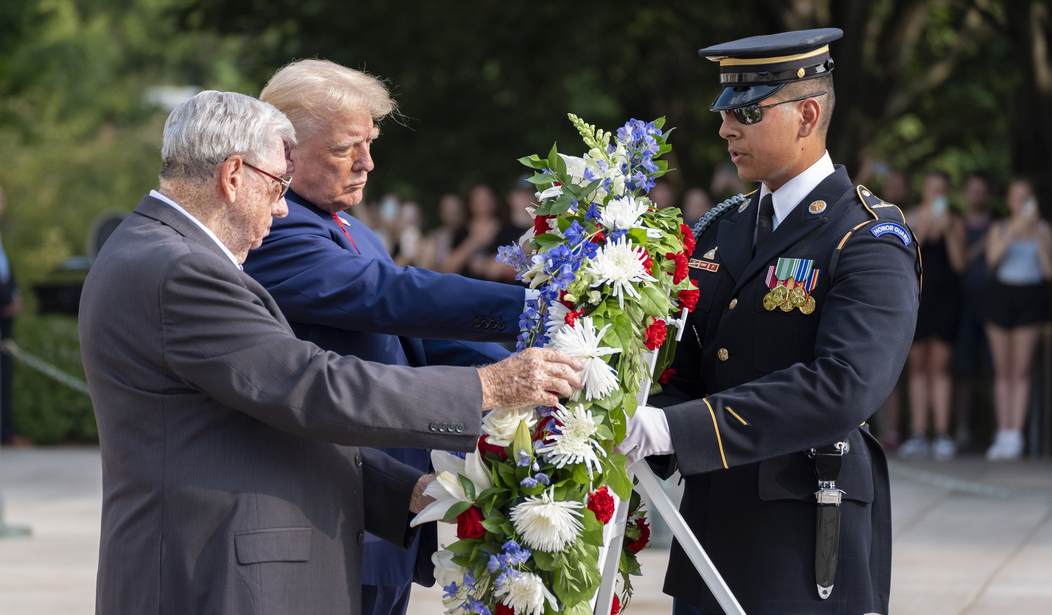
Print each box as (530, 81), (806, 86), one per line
(0, 0), (1051, 463)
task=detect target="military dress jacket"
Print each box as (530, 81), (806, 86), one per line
(654, 166), (920, 615)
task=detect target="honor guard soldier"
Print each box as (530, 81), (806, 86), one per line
(616, 28), (921, 615)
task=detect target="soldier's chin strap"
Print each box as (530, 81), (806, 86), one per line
(809, 439), (849, 599)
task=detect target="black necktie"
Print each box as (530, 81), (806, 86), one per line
(755, 193), (774, 251)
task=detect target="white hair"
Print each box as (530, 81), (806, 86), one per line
(261, 59), (396, 139)
(159, 90), (297, 180)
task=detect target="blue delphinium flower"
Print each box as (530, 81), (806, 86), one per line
(584, 202), (601, 222)
(563, 220), (586, 247)
(464, 598), (491, 615)
(496, 243), (529, 278)
(520, 476), (538, 489)
(535, 472), (551, 486)
(517, 450), (532, 467)
(442, 581), (459, 600)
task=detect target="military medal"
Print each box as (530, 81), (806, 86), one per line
(764, 257), (821, 314)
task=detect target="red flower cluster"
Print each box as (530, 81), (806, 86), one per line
(496, 604), (515, 615)
(678, 279), (700, 312)
(658, 368), (677, 384)
(533, 415), (554, 442)
(478, 435), (507, 459)
(611, 594), (622, 615)
(564, 307), (584, 327)
(642, 253), (654, 275)
(667, 251), (689, 284)
(680, 223), (696, 255)
(456, 506), (486, 540)
(644, 319), (667, 351)
(626, 517), (651, 553)
(533, 215), (553, 236)
(587, 486), (616, 525)
(593, 224), (606, 244)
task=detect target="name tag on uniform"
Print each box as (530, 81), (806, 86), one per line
(689, 258), (719, 273)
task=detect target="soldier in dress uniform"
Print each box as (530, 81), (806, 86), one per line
(617, 28), (921, 615)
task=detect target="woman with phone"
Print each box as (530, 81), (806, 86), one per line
(983, 178), (1052, 460)
(901, 171), (967, 460)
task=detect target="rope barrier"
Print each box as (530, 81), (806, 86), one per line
(0, 339), (89, 395)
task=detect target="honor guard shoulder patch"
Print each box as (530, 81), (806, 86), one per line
(870, 222), (912, 246)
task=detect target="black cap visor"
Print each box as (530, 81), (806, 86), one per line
(709, 83), (785, 112)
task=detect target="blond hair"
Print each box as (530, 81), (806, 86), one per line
(260, 59), (396, 139)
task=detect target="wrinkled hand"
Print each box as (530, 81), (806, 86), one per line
(477, 348), (583, 409)
(410, 474), (436, 514)
(615, 405), (674, 464)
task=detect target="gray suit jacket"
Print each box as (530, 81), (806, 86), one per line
(79, 195), (483, 615)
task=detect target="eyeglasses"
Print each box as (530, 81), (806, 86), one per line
(720, 91), (828, 126)
(244, 161), (292, 201)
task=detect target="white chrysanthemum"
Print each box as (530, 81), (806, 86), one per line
(510, 489), (584, 553)
(496, 570), (559, 615)
(482, 406), (537, 447)
(410, 450), (492, 527)
(547, 317), (619, 401)
(536, 404), (606, 479)
(586, 237), (656, 308)
(599, 195), (648, 231)
(544, 301), (570, 336)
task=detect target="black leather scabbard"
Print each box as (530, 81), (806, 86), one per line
(811, 441), (848, 600)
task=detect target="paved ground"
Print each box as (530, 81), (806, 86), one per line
(1, 448), (1050, 614)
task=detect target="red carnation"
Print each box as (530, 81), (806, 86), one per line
(593, 228), (606, 244)
(680, 224), (696, 255)
(642, 253), (654, 275)
(533, 215), (553, 236)
(611, 594), (621, 615)
(456, 506), (486, 540)
(564, 308), (583, 327)
(667, 251), (689, 284)
(658, 368), (677, 384)
(644, 319), (667, 351)
(678, 280), (701, 312)
(496, 604), (515, 615)
(477, 435), (507, 459)
(587, 486), (616, 525)
(626, 517), (651, 553)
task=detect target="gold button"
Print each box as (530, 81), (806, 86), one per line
(718, 348), (730, 362)
(728, 298), (738, 310)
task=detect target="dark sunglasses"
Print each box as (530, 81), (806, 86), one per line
(244, 161), (292, 201)
(720, 91), (828, 126)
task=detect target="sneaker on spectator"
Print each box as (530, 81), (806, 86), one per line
(898, 435), (930, 460)
(932, 435), (956, 461)
(1002, 430), (1024, 460)
(986, 430), (1009, 461)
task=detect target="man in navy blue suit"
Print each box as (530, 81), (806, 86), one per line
(244, 59), (531, 615)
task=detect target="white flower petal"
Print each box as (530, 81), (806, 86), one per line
(510, 489), (583, 553)
(464, 452), (492, 492)
(430, 450), (466, 478)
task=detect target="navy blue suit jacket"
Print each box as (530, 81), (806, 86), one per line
(244, 190), (522, 587)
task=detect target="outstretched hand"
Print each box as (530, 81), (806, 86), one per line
(477, 348), (583, 409)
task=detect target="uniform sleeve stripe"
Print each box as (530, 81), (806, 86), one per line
(703, 398), (730, 470)
(725, 406), (749, 426)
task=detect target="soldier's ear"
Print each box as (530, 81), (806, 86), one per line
(797, 98), (821, 139)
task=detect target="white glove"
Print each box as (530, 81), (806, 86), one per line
(615, 405), (674, 464)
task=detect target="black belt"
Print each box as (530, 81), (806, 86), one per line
(809, 440), (849, 600)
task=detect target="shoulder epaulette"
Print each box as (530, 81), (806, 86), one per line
(829, 184), (923, 288)
(692, 190), (755, 238)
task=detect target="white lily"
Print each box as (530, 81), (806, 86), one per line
(410, 449), (492, 527)
(432, 549), (465, 590)
(535, 185), (563, 201)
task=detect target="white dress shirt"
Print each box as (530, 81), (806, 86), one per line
(757, 151), (835, 230)
(150, 189), (242, 270)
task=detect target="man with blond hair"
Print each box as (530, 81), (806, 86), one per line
(81, 90), (580, 615)
(243, 59), (537, 615)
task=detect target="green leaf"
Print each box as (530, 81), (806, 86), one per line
(534, 232), (564, 249)
(652, 117), (666, 130)
(458, 474), (476, 501)
(532, 549), (558, 571)
(639, 285), (671, 318)
(496, 462), (517, 488)
(517, 154), (548, 169)
(446, 538), (479, 556)
(548, 192), (576, 215)
(604, 455), (633, 500)
(442, 500), (472, 523)
(480, 518), (504, 534)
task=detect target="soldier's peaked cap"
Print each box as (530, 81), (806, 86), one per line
(699, 28), (842, 111)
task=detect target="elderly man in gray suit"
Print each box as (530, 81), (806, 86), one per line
(78, 90), (579, 615)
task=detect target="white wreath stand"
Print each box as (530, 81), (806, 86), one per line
(591, 308), (744, 615)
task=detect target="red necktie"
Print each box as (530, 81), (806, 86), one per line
(332, 213), (361, 255)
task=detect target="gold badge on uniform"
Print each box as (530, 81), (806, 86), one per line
(763, 257), (821, 314)
(808, 200), (827, 214)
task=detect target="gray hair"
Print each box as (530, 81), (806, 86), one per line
(159, 90), (297, 180)
(261, 59), (396, 139)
